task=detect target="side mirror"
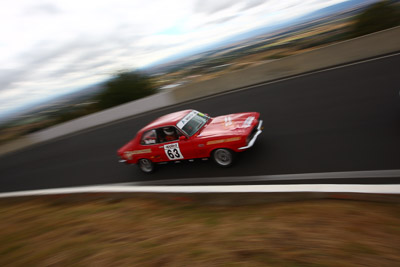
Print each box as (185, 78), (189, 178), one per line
(179, 135), (187, 141)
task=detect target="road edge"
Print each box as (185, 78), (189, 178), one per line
(1, 184), (399, 205)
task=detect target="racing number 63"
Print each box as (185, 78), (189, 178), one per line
(164, 143), (184, 160)
(167, 148), (181, 159)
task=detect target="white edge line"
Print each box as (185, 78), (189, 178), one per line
(0, 184), (399, 199)
(1, 169), (399, 198)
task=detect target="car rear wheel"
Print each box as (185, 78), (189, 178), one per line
(138, 158), (155, 173)
(212, 148), (234, 167)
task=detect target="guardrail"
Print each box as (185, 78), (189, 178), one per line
(1, 26), (400, 156)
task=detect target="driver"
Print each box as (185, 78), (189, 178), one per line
(163, 127), (177, 141)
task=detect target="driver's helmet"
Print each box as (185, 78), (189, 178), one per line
(163, 127), (175, 136)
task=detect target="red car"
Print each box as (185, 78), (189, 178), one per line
(118, 110), (262, 173)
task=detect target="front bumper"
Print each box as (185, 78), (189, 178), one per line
(238, 120), (263, 150)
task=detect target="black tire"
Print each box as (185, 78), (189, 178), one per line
(138, 158), (155, 173)
(212, 148), (235, 167)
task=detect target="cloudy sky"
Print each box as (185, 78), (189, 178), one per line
(0, 0), (352, 120)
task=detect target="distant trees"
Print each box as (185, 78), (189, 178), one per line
(52, 71), (156, 124)
(95, 71), (156, 110)
(55, 104), (99, 124)
(351, 0), (400, 37)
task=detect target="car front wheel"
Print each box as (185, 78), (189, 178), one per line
(212, 148), (234, 167)
(138, 158), (155, 173)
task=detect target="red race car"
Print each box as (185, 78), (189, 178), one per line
(117, 109), (262, 173)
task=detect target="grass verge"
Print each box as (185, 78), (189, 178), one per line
(0, 196), (399, 266)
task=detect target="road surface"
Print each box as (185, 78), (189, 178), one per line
(1, 53), (399, 192)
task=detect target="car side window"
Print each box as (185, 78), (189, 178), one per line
(157, 126), (180, 143)
(140, 129), (158, 145)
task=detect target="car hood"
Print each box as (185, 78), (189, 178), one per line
(197, 112), (259, 138)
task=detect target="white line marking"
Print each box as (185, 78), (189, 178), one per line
(0, 169), (399, 198)
(0, 184), (399, 199)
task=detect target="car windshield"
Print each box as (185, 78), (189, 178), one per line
(177, 110), (209, 136)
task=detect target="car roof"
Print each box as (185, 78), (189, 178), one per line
(141, 109), (193, 132)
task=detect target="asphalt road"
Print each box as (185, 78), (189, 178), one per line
(1, 54), (400, 192)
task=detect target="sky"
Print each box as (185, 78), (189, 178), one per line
(0, 0), (352, 120)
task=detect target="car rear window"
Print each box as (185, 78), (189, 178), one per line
(141, 129), (157, 145)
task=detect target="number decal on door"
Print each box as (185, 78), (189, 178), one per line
(164, 143), (184, 160)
